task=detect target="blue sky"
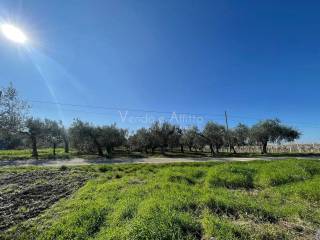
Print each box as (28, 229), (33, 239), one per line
(0, 0), (320, 142)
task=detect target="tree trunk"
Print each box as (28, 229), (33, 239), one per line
(53, 143), (56, 157)
(31, 136), (38, 159)
(216, 146), (220, 153)
(94, 139), (103, 156)
(64, 139), (69, 153)
(97, 146), (103, 156)
(209, 144), (215, 156)
(152, 147), (156, 154)
(189, 146), (192, 152)
(145, 146), (148, 154)
(262, 142), (268, 154)
(106, 145), (112, 159)
(161, 146), (165, 154)
(180, 145), (184, 153)
(231, 146), (237, 154)
(109, 146), (112, 158)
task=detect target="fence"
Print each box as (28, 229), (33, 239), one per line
(219, 144), (320, 153)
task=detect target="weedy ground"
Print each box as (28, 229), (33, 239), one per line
(1, 159), (320, 239)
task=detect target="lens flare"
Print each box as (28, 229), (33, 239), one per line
(1, 23), (27, 44)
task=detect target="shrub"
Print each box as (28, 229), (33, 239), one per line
(59, 165), (68, 171)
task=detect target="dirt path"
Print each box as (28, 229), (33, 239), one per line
(1, 156), (319, 167)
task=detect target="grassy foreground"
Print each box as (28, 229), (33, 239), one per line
(2, 159), (320, 239)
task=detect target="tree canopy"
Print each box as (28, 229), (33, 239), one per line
(250, 119), (300, 153)
(0, 84), (303, 157)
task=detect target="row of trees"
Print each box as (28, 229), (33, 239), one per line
(0, 84), (68, 157)
(0, 84), (301, 158)
(69, 120), (127, 158)
(127, 120), (300, 155)
(24, 118), (69, 157)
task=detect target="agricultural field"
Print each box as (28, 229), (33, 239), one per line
(1, 159), (320, 240)
(0, 168), (92, 232)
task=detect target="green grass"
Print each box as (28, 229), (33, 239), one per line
(2, 159), (320, 239)
(2, 147), (320, 161)
(0, 148), (72, 160)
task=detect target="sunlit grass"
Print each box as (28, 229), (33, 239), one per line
(0, 148), (71, 160)
(2, 159), (320, 239)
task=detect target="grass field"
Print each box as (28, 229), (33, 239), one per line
(1, 159), (320, 239)
(1, 147), (320, 161)
(0, 148), (72, 160)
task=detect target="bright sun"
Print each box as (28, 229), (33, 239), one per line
(1, 23), (27, 44)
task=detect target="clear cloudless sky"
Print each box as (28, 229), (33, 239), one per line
(0, 0), (320, 142)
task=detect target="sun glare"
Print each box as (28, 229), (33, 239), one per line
(1, 23), (27, 44)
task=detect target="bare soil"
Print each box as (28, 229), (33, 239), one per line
(0, 169), (90, 231)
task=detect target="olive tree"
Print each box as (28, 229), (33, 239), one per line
(127, 134), (138, 152)
(201, 122), (225, 155)
(98, 124), (127, 158)
(0, 83), (29, 149)
(23, 118), (45, 158)
(69, 119), (103, 156)
(250, 119), (300, 154)
(44, 119), (64, 156)
(193, 134), (207, 152)
(69, 120), (127, 158)
(167, 127), (182, 151)
(229, 123), (250, 153)
(129, 128), (152, 153)
(180, 126), (199, 152)
(61, 126), (69, 153)
(149, 121), (176, 154)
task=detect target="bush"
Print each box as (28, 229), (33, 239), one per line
(59, 165), (68, 171)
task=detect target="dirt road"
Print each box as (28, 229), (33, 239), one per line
(1, 156), (319, 167)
